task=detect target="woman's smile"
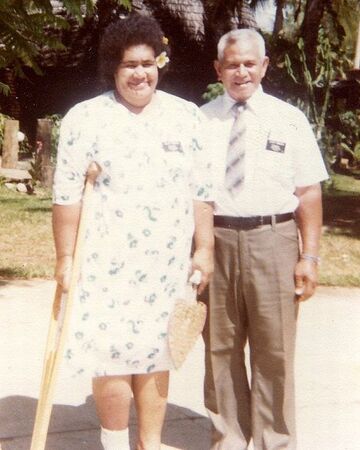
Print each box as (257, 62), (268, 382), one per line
(114, 44), (158, 112)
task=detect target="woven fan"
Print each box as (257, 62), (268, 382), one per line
(168, 271), (207, 369)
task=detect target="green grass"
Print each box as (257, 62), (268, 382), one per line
(320, 174), (360, 286)
(0, 174), (359, 286)
(0, 184), (54, 279)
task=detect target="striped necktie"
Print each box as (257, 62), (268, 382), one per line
(225, 102), (246, 196)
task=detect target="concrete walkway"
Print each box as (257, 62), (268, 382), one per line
(0, 280), (359, 450)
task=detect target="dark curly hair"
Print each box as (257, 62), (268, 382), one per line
(98, 13), (170, 91)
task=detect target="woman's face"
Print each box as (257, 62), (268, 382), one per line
(114, 44), (158, 112)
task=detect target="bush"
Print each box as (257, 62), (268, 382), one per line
(44, 114), (62, 161)
(202, 82), (224, 102)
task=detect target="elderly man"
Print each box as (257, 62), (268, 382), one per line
(201, 29), (328, 450)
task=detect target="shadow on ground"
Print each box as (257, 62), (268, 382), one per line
(323, 193), (360, 238)
(0, 396), (211, 450)
(0, 269), (26, 281)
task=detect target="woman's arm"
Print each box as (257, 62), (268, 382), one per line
(52, 203), (81, 291)
(192, 200), (215, 294)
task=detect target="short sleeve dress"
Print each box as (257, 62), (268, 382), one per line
(53, 90), (213, 378)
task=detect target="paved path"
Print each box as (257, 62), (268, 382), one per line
(0, 280), (359, 450)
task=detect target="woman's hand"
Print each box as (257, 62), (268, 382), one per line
(54, 255), (73, 292)
(192, 200), (214, 294)
(191, 247), (214, 294)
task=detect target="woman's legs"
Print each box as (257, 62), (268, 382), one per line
(92, 371), (169, 450)
(93, 375), (133, 429)
(133, 371), (169, 450)
(93, 375), (132, 449)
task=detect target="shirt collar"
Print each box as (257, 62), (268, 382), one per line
(223, 85), (264, 116)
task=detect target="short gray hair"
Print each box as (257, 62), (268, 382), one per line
(217, 29), (266, 61)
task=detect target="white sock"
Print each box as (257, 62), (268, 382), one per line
(100, 426), (130, 450)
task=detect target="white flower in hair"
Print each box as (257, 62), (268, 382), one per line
(156, 51), (169, 69)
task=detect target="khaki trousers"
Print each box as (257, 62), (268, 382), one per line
(202, 219), (299, 450)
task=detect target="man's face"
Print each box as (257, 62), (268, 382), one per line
(214, 40), (269, 103)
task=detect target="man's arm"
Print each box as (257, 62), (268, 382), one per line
(294, 183), (323, 301)
(52, 203), (81, 291)
(192, 200), (215, 294)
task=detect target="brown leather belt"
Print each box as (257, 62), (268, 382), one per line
(214, 212), (294, 230)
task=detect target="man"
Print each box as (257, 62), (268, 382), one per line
(200, 29), (328, 450)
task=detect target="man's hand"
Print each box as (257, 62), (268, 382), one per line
(294, 258), (318, 302)
(54, 255), (73, 293)
(191, 247), (214, 295)
(294, 183), (322, 302)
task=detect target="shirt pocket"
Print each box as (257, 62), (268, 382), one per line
(256, 133), (295, 184)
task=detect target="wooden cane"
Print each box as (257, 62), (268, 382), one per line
(30, 176), (95, 450)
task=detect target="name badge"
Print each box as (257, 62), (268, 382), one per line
(266, 139), (286, 153)
(162, 141), (184, 153)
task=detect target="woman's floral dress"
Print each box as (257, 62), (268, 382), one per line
(53, 90), (213, 377)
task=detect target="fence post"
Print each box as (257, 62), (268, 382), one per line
(2, 119), (19, 168)
(354, 21), (360, 70)
(36, 118), (53, 188)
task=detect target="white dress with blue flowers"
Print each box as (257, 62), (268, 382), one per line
(53, 90), (213, 377)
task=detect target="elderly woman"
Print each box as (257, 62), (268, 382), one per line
(52, 13), (214, 450)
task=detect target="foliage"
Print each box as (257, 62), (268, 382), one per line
(0, 82), (10, 96)
(327, 110), (360, 167)
(0, 0), (131, 91)
(283, 30), (335, 138)
(265, 3), (358, 169)
(45, 113), (62, 160)
(28, 155), (42, 184)
(0, 1), (69, 79)
(202, 82), (224, 102)
(29, 114), (62, 183)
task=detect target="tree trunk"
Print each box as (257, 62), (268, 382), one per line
(301, 0), (327, 74)
(207, 0), (258, 43)
(273, 0), (285, 35)
(236, 0), (258, 29)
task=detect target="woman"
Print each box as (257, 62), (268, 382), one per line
(52, 13), (214, 450)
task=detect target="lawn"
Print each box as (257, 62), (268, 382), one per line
(0, 184), (54, 279)
(321, 174), (360, 286)
(0, 174), (359, 286)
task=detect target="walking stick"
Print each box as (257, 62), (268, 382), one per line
(30, 171), (97, 450)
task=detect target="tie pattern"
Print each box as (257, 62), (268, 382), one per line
(225, 103), (246, 196)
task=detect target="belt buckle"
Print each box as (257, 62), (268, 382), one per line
(258, 216), (264, 227)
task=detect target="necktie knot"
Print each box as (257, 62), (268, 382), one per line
(232, 102), (246, 118)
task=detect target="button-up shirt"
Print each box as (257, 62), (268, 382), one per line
(201, 88), (328, 217)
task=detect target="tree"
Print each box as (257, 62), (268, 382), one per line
(273, 0), (285, 35)
(206, 0), (258, 41)
(0, 0), (130, 117)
